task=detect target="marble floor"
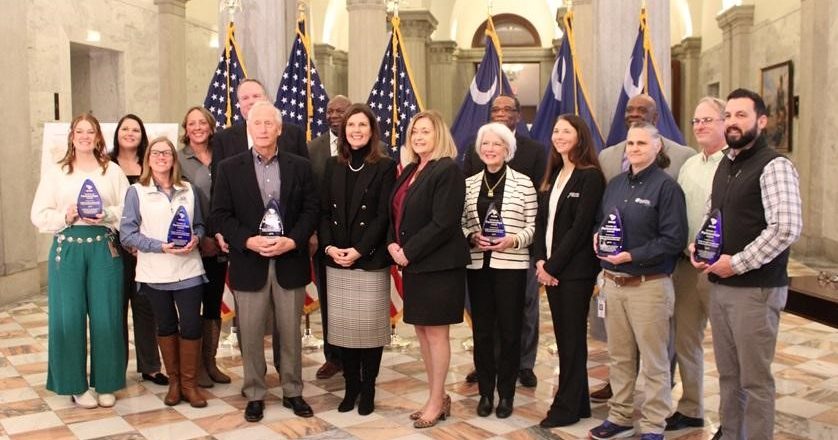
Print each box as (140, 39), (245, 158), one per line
(0, 283), (836, 440)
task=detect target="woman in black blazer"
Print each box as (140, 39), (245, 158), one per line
(388, 110), (469, 429)
(320, 104), (396, 416)
(534, 114), (605, 428)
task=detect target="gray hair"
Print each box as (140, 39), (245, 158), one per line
(246, 100), (283, 125)
(696, 96), (726, 116)
(475, 122), (517, 163)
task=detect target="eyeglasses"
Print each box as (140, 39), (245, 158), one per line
(690, 117), (722, 126)
(150, 150), (173, 157)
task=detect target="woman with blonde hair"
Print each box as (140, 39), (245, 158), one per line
(31, 113), (130, 408)
(388, 110), (469, 428)
(120, 136), (208, 408)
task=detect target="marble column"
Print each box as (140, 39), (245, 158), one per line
(591, 0), (671, 140)
(155, 0), (188, 122)
(427, 41), (458, 122)
(346, 0), (387, 102)
(0, 1), (40, 305)
(716, 5), (755, 96)
(219, 0), (295, 100)
(314, 44), (349, 97)
(797, 0), (837, 259)
(397, 10), (437, 107)
(672, 36), (702, 146)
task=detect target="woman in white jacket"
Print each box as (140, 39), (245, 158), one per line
(31, 113), (130, 409)
(461, 122), (537, 419)
(119, 136), (207, 408)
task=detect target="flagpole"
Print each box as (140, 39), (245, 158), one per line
(390, 15), (400, 147)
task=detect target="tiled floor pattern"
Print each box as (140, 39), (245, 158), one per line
(0, 281), (835, 439)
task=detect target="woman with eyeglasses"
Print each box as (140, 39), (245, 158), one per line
(120, 136), (208, 408)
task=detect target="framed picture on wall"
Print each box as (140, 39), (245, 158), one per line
(760, 60), (793, 153)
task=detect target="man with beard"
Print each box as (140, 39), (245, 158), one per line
(690, 88), (801, 440)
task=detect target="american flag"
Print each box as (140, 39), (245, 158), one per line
(203, 22), (248, 129)
(275, 18), (329, 142)
(366, 15), (424, 159)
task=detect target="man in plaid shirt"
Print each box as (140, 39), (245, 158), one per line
(691, 88), (802, 440)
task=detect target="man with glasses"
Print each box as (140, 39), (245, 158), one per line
(462, 94), (547, 389)
(665, 97), (727, 433)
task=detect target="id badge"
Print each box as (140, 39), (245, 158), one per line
(597, 291), (606, 318)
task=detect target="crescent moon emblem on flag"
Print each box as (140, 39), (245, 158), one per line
(623, 57), (643, 97)
(551, 57), (566, 101)
(470, 75), (498, 105)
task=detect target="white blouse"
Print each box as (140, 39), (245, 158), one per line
(31, 162), (130, 233)
(545, 169), (572, 259)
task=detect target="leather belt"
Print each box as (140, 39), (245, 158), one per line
(603, 271), (668, 287)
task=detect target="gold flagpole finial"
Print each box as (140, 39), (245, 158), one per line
(220, 0), (242, 23)
(487, 0), (494, 15)
(297, 1), (307, 21)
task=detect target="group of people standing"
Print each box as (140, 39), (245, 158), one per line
(31, 80), (800, 440)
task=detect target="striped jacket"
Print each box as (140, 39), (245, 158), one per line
(461, 167), (537, 270)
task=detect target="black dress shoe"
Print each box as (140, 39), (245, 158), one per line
(711, 428), (723, 440)
(141, 372), (169, 385)
(495, 397), (513, 419)
(244, 400), (264, 422)
(465, 369), (478, 384)
(283, 396), (314, 418)
(664, 411), (705, 431)
(476, 396), (493, 417)
(518, 369), (537, 387)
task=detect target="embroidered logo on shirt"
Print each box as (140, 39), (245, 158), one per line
(567, 192), (580, 198)
(634, 198), (651, 206)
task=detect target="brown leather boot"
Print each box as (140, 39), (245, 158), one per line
(179, 337), (207, 408)
(203, 319), (231, 384)
(157, 335), (181, 406)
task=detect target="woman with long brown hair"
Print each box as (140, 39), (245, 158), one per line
(534, 114), (605, 428)
(31, 113), (130, 408)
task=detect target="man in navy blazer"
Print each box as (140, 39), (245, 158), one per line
(210, 102), (318, 422)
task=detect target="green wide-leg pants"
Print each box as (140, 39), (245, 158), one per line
(46, 226), (126, 395)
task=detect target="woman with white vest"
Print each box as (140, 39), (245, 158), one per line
(119, 136), (208, 408)
(461, 122), (537, 419)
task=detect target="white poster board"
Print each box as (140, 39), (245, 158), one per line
(40, 122), (179, 176)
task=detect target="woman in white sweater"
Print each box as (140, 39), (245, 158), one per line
(461, 122), (537, 419)
(30, 113), (130, 409)
(119, 136), (207, 408)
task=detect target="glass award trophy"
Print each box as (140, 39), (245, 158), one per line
(167, 206), (192, 248)
(482, 202), (506, 239)
(259, 199), (284, 236)
(693, 209), (723, 264)
(597, 207), (623, 256)
(77, 178), (103, 219)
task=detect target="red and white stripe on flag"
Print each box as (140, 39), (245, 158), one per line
(390, 266), (404, 325)
(220, 271), (235, 321)
(303, 260), (320, 315)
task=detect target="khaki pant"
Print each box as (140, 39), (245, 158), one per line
(710, 283), (786, 440)
(603, 275), (674, 434)
(234, 263), (305, 401)
(672, 259), (711, 418)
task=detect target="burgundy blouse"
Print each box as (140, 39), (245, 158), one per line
(391, 168), (416, 245)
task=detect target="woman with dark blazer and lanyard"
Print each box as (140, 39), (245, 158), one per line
(320, 104), (396, 416)
(461, 122), (537, 419)
(534, 114), (606, 428)
(388, 110), (470, 429)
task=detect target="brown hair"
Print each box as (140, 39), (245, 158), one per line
(59, 113), (110, 175)
(337, 104), (386, 165)
(139, 136), (184, 187)
(179, 106), (216, 146)
(540, 114), (603, 192)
